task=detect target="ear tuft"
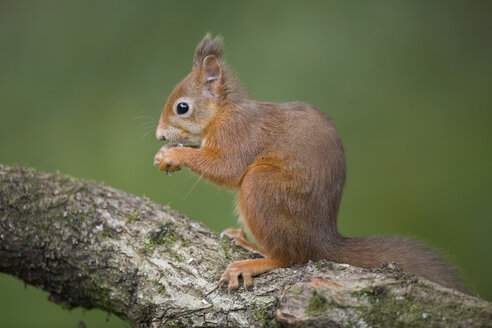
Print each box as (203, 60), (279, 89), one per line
(194, 33), (224, 67)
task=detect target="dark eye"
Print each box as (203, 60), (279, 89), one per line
(176, 102), (189, 115)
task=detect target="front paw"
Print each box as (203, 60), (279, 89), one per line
(154, 143), (177, 165)
(154, 145), (182, 173)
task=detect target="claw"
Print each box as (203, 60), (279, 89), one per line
(219, 270), (229, 289)
(243, 273), (253, 290)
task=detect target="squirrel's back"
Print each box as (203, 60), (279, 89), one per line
(244, 101), (465, 292)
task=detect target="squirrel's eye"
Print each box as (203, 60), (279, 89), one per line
(176, 102), (189, 115)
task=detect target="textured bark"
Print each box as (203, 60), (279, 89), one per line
(0, 164), (490, 327)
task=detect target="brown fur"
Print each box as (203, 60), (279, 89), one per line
(155, 34), (465, 292)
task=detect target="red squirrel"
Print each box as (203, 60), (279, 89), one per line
(154, 34), (464, 292)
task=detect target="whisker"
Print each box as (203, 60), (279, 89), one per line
(143, 127), (156, 140)
(140, 119), (157, 124)
(183, 173), (204, 200)
(134, 115), (159, 140)
(138, 120), (157, 128)
(141, 123), (157, 130)
(134, 116), (158, 128)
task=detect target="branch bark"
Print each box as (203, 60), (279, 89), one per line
(0, 164), (490, 327)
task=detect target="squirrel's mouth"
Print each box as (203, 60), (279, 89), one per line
(163, 140), (202, 149)
(177, 135), (203, 148)
(182, 142), (201, 148)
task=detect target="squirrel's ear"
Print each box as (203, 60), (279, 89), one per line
(203, 55), (221, 81)
(200, 55), (223, 100)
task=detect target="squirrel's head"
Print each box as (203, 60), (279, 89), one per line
(156, 33), (227, 145)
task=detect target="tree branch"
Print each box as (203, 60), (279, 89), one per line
(0, 164), (490, 327)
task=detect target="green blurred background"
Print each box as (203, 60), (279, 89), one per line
(1, 1), (491, 326)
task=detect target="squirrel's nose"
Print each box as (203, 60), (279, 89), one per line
(156, 129), (166, 141)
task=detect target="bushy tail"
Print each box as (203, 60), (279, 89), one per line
(334, 236), (466, 292)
